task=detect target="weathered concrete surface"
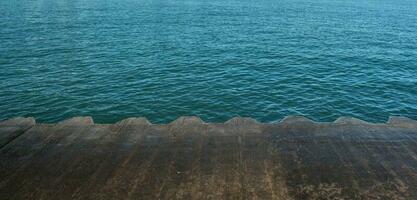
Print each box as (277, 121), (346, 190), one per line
(1, 116), (417, 199)
(0, 117), (35, 148)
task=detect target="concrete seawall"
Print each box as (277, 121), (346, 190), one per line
(1, 116), (417, 199)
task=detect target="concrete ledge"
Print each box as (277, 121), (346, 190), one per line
(56, 116), (95, 126)
(116, 117), (152, 126)
(1, 116), (417, 199)
(0, 117), (36, 127)
(0, 117), (36, 148)
(2, 115), (414, 126)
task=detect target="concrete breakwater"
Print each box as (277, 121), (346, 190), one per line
(1, 116), (417, 199)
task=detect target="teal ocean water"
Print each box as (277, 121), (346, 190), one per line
(1, 0), (416, 123)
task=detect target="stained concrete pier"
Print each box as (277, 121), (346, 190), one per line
(1, 116), (417, 199)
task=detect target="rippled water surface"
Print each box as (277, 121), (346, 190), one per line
(1, 0), (417, 123)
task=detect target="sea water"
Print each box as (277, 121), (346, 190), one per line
(1, 0), (416, 123)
